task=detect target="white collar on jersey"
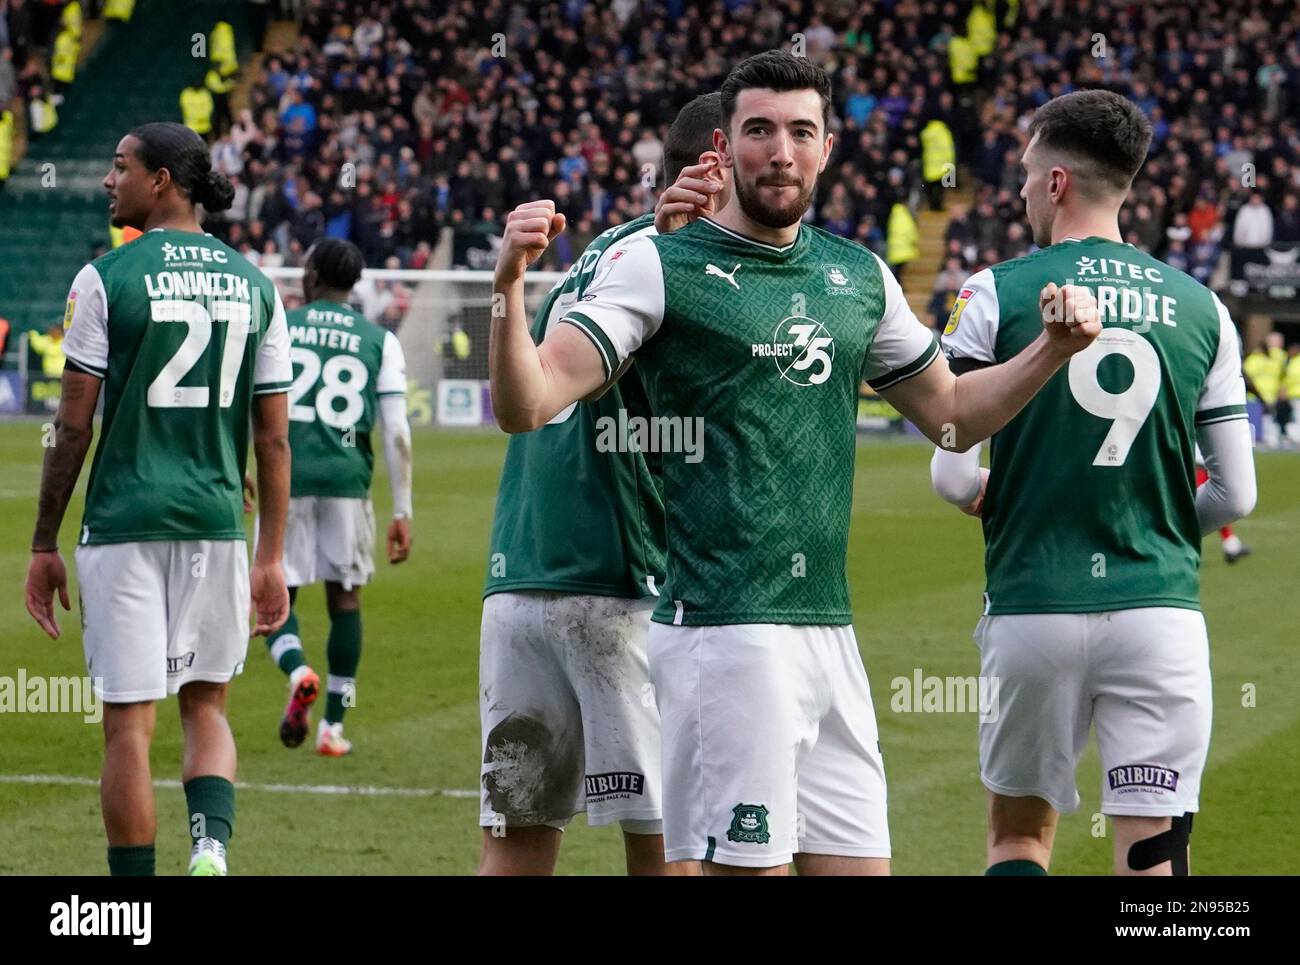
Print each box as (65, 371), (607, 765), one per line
(699, 216), (802, 253)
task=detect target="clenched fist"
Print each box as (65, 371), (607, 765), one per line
(1039, 283), (1101, 357)
(495, 200), (567, 286)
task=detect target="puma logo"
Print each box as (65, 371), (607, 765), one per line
(705, 263), (741, 290)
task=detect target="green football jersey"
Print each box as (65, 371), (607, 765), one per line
(60, 229), (292, 545)
(941, 237), (1249, 614)
(484, 213), (668, 599)
(562, 217), (939, 626)
(286, 300), (406, 499)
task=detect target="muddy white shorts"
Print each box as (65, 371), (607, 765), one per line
(479, 591), (662, 831)
(648, 622), (890, 868)
(75, 540), (250, 703)
(975, 607), (1212, 817)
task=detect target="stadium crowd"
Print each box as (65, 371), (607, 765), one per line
(193, 1), (1300, 295)
(3, 0), (1299, 438)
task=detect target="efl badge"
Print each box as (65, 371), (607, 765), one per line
(63, 289), (78, 330)
(944, 287), (975, 336)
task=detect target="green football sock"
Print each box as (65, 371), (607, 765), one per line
(266, 609), (306, 676)
(107, 844), (155, 876)
(985, 859), (1048, 876)
(325, 609), (361, 725)
(184, 775), (235, 848)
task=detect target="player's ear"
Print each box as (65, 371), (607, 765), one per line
(819, 131), (834, 173)
(1049, 165), (1068, 204)
(699, 151), (724, 184)
(713, 127), (733, 169)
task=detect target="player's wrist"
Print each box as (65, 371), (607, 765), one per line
(1035, 330), (1073, 365)
(493, 266), (524, 291)
(30, 545), (58, 554)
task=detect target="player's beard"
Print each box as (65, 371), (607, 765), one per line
(734, 171), (815, 229)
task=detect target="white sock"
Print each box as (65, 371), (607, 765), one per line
(1223, 534), (1243, 554)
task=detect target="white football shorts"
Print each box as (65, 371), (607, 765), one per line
(975, 607), (1212, 817)
(479, 591), (663, 831)
(75, 539), (250, 702)
(649, 622), (890, 868)
(280, 496), (375, 591)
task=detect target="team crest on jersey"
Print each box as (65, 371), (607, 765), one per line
(63, 289), (78, 330)
(752, 316), (835, 386)
(821, 264), (859, 295)
(726, 803), (771, 844)
(944, 287), (974, 336)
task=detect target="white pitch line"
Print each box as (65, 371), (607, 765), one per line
(0, 773), (477, 799)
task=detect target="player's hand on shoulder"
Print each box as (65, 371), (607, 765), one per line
(387, 516), (411, 565)
(496, 200), (566, 285)
(655, 156), (722, 235)
(1039, 282), (1100, 357)
(25, 550), (70, 639)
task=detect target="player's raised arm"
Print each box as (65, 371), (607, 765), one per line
(881, 283), (1100, 451)
(490, 200), (606, 432)
(491, 201), (665, 432)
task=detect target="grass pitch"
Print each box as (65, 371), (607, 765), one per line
(1, 423), (1296, 874)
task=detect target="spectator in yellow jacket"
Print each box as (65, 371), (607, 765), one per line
(1277, 342), (1300, 442)
(28, 325), (66, 378)
(104, 0), (136, 22)
(51, 28), (81, 96)
(921, 118), (956, 211)
(0, 108), (14, 190)
(1244, 333), (1286, 405)
(180, 80), (215, 138)
(886, 201), (920, 283)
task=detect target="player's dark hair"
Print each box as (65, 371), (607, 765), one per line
(663, 92), (723, 183)
(128, 121), (235, 212)
(1028, 90), (1152, 194)
(719, 50), (832, 134)
(308, 238), (365, 291)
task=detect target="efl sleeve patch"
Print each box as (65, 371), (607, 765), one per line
(63, 289), (79, 330)
(943, 288), (974, 336)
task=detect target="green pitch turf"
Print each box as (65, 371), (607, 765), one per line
(1, 422), (1296, 875)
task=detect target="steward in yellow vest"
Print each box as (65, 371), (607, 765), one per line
(52, 29), (81, 88)
(920, 118), (956, 210)
(0, 110), (14, 183)
(180, 82), (214, 137)
(104, 0), (136, 22)
(211, 21), (238, 79)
